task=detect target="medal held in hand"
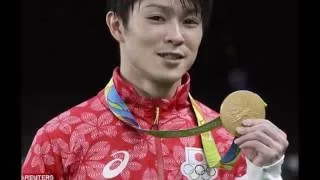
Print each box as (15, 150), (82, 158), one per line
(220, 90), (267, 136)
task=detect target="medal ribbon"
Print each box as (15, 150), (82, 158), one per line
(104, 78), (241, 170)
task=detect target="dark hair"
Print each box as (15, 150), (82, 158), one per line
(106, 0), (213, 31)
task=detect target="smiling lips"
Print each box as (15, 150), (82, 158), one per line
(157, 52), (185, 60)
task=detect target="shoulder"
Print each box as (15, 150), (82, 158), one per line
(43, 93), (105, 132)
(32, 90), (114, 146)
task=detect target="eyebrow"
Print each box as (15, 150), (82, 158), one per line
(143, 4), (172, 9)
(142, 3), (198, 15)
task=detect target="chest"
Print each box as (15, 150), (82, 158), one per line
(63, 133), (235, 180)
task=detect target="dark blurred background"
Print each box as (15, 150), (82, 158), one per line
(22, 0), (298, 179)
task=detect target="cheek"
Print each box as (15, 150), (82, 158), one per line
(134, 19), (166, 46)
(187, 31), (203, 52)
(136, 27), (165, 48)
(128, 29), (163, 65)
(189, 34), (202, 52)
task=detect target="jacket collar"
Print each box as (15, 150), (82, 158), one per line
(111, 66), (191, 114)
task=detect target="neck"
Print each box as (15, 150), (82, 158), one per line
(120, 65), (181, 99)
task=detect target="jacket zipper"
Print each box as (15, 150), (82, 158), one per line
(152, 107), (164, 180)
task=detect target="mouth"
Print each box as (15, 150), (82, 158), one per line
(157, 52), (185, 60)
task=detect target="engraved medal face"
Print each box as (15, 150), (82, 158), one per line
(220, 90), (266, 136)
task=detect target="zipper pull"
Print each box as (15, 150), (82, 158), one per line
(152, 107), (160, 130)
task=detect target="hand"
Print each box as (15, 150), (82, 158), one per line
(234, 119), (289, 167)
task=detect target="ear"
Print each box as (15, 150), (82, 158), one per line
(106, 11), (126, 43)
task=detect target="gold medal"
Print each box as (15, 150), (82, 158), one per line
(220, 90), (267, 136)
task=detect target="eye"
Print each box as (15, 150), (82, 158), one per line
(148, 16), (166, 22)
(184, 18), (200, 25)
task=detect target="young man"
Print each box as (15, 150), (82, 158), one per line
(22, 0), (289, 179)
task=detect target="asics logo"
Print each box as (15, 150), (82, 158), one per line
(102, 151), (130, 179)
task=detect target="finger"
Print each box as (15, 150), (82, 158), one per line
(239, 140), (280, 160)
(234, 130), (283, 154)
(243, 119), (287, 139)
(258, 120), (287, 139)
(239, 140), (271, 154)
(237, 121), (288, 147)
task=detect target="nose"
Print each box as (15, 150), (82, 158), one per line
(165, 21), (184, 46)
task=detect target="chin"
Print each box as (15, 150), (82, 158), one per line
(151, 71), (185, 84)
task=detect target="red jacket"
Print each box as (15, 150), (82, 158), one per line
(22, 67), (247, 180)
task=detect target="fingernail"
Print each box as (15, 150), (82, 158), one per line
(242, 120), (251, 126)
(236, 127), (244, 133)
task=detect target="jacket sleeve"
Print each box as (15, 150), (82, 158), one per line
(235, 155), (285, 180)
(21, 128), (64, 180)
